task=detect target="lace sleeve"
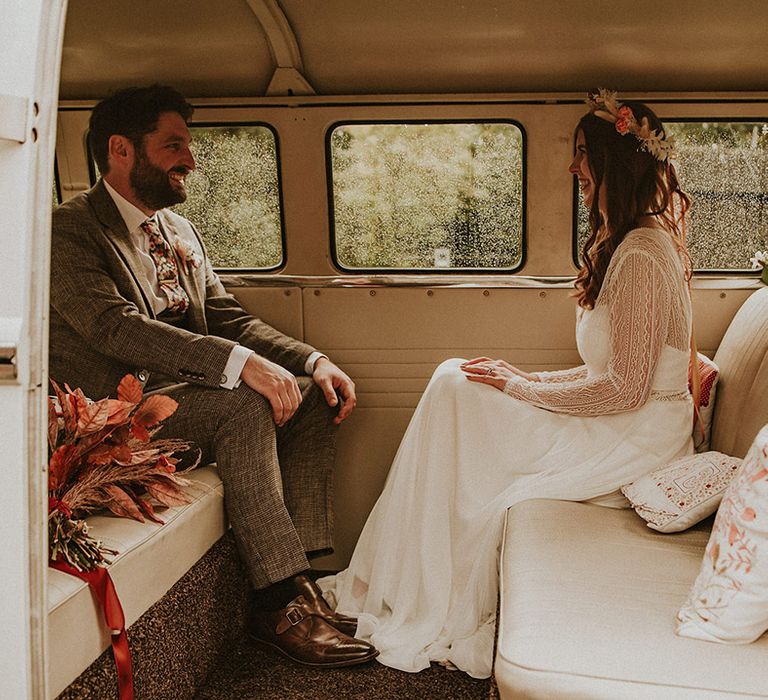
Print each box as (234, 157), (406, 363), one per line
(533, 366), (588, 383)
(502, 239), (676, 416)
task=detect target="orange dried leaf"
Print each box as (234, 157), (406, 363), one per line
(86, 446), (115, 466)
(76, 399), (110, 436)
(129, 423), (151, 443)
(111, 444), (133, 464)
(48, 397), (60, 452)
(104, 485), (145, 522)
(132, 395), (178, 429)
(117, 374), (144, 405)
(135, 496), (164, 524)
(105, 399), (135, 426)
(52, 381), (76, 435)
(49, 444), (79, 490)
(145, 479), (189, 507)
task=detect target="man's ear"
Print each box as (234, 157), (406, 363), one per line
(107, 134), (134, 171)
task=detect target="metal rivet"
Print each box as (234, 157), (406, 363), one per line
(720, 292), (726, 299)
(283, 290), (291, 297)
(539, 291), (547, 298)
(313, 290), (320, 296)
(427, 290), (434, 297)
(369, 290), (376, 297)
(483, 290), (490, 297)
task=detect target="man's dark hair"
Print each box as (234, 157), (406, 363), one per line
(88, 84), (194, 174)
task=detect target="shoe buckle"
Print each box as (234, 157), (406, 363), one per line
(285, 607), (304, 626)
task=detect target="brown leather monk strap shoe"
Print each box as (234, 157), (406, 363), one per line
(293, 574), (360, 637)
(249, 595), (379, 668)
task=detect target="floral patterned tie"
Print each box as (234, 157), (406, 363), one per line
(140, 219), (190, 313)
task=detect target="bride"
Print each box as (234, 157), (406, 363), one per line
(321, 91), (695, 678)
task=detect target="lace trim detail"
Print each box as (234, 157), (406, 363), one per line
(650, 390), (690, 402)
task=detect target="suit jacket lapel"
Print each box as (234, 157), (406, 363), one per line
(87, 181), (158, 318)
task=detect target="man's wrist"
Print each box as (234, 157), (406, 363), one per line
(305, 351), (328, 375)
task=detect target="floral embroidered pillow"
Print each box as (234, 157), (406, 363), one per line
(676, 425), (768, 643)
(621, 451), (742, 533)
(690, 353), (719, 453)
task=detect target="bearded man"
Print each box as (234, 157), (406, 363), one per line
(49, 84), (377, 667)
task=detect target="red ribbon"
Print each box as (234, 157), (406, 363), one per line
(50, 559), (134, 700)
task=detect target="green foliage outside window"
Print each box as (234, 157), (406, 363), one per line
(576, 121), (768, 270)
(173, 126), (282, 269)
(330, 122), (524, 270)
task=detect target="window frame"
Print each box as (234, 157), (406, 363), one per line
(325, 117), (528, 275)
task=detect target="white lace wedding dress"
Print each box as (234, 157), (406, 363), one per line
(320, 228), (694, 678)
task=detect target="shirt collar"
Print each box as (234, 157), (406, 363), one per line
(102, 179), (157, 234)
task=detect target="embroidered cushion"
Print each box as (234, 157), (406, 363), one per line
(676, 424), (768, 643)
(690, 353), (719, 453)
(621, 451), (742, 533)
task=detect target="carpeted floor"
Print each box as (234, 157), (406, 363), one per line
(195, 637), (491, 700)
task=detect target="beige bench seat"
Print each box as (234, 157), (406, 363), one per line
(495, 499), (768, 699)
(47, 465), (225, 698)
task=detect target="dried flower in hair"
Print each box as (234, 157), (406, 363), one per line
(586, 88), (675, 161)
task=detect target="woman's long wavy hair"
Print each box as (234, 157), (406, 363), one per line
(574, 101), (691, 309)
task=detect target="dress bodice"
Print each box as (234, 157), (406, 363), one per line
(577, 305), (690, 393)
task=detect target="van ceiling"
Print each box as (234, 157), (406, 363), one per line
(60, 0), (768, 100)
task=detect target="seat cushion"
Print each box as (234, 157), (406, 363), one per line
(47, 465), (226, 699)
(711, 286), (768, 458)
(495, 499), (768, 699)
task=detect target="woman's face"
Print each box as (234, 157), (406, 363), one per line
(569, 130), (596, 209)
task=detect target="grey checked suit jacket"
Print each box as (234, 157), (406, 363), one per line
(50, 180), (315, 400)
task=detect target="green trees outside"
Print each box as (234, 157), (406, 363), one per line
(173, 126), (282, 268)
(331, 123), (523, 269)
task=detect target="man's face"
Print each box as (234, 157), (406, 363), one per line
(129, 111), (195, 212)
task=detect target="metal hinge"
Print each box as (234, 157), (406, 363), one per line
(0, 342), (17, 382)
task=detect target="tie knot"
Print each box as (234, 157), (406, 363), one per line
(141, 218), (161, 236)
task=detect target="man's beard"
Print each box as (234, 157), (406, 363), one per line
(129, 148), (188, 211)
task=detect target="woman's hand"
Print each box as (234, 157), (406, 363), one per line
(460, 357), (540, 391)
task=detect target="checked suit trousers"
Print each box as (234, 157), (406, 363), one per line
(155, 377), (336, 589)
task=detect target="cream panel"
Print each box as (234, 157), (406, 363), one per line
(225, 286), (304, 341)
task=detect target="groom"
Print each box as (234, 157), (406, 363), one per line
(49, 84), (376, 667)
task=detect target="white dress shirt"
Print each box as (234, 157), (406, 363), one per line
(102, 180), (324, 388)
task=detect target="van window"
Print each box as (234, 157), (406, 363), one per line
(575, 120), (768, 271)
(171, 125), (284, 269)
(329, 121), (524, 272)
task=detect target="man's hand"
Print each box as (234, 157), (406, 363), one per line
(312, 357), (357, 424)
(240, 353), (302, 426)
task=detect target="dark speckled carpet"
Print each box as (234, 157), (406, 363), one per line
(56, 534), (493, 699)
(195, 638), (491, 700)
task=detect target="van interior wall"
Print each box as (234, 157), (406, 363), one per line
(228, 284), (753, 569)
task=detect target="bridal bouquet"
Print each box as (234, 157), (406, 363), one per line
(48, 374), (199, 571)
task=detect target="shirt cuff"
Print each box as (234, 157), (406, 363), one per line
(305, 351), (327, 375)
(221, 345), (253, 389)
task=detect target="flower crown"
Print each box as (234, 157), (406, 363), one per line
(586, 89), (675, 162)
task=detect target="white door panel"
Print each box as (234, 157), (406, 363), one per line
(0, 1), (67, 698)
